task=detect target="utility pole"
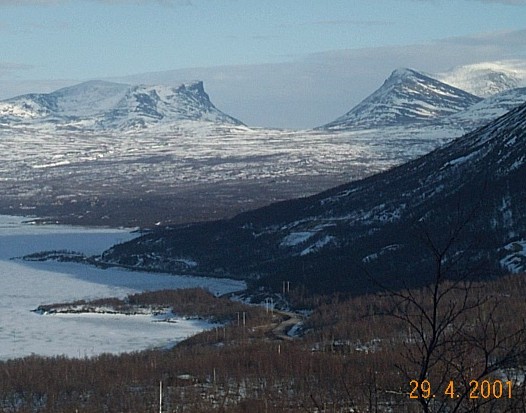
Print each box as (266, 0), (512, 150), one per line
(159, 381), (162, 413)
(265, 297), (272, 314)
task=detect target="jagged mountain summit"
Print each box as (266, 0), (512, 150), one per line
(0, 80), (244, 130)
(100, 102), (526, 295)
(320, 68), (482, 130)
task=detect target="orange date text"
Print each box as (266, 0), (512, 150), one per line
(409, 379), (513, 400)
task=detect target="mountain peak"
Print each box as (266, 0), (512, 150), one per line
(0, 80), (244, 130)
(388, 67), (420, 80)
(174, 80), (212, 104)
(177, 80), (205, 93)
(319, 68), (482, 130)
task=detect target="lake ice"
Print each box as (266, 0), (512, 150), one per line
(0, 215), (245, 360)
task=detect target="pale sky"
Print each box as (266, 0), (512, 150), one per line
(1, 0), (525, 128)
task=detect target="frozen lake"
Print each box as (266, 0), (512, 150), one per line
(0, 215), (246, 360)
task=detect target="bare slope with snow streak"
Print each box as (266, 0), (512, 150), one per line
(102, 102), (526, 294)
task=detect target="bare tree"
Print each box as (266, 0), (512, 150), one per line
(386, 207), (526, 413)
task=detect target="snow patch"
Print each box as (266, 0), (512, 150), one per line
(362, 244), (402, 264)
(500, 240), (526, 273)
(32, 160), (72, 169)
(442, 149), (480, 168)
(509, 156), (525, 172)
(173, 258), (198, 268)
(280, 232), (315, 247)
(300, 235), (335, 256)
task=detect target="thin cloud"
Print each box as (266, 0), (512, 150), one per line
(278, 19), (393, 29)
(0, 0), (192, 5)
(308, 19), (393, 27)
(434, 29), (526, 51)
(472, 0), (526, 4)
(0, 62), (34, 78)
(0, 0), (64, 4)
(224, 34), (276, 41)
(414, 0), (526, 4)
(26, 20), (71, 32)
(0, 18), (70, 34)
(90, 0), (192, 5)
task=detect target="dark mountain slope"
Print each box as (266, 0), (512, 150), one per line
(101, 102), (526, 294)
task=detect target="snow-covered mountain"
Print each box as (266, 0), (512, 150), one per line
(435, 61), (526, 98)
(0, 80), (244, 130)
(2, 64), (525, 230)
(100, 102), (526, 294)
(319, 65), (526, 133)
(446, 87), (526, 129)
(320, 68), (482, 130)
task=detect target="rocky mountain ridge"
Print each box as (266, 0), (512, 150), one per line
(0, 80), (243, 130)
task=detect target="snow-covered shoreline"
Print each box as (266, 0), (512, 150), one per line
(0, 215), (245, 360)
